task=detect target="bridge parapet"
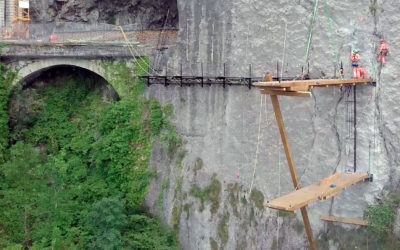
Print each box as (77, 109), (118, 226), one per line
(1, 41), (146, 59)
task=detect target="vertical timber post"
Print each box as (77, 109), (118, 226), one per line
(353, 85), (357, 172)
(270, 95), (317, 250)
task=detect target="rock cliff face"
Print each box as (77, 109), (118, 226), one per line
(30, 0), (178, 28)
(144, 0), (400, 249)
(28, 0), (399, 249)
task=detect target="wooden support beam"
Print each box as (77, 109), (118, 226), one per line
(320, 216), (368, 226)
(270, 95), (316, 250)
(260, 89), (312, 98)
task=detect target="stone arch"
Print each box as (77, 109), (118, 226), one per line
(13, 59), (109, 88)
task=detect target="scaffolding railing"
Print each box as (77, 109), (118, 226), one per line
(1, 23), (179, 49)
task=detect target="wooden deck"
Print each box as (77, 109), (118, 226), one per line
(254, 78), (375, 97)
(320, 215), (368, 226)
(264, 173), (369, 211)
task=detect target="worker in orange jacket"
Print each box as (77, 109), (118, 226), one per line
(377, 39), (389, 65)
(351, 49), (361, 78)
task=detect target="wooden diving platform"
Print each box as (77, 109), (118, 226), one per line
(257, 76), (375, 250)
(265, 173), (369, 211)
(320, 215), (368, 226)
(254, 77), (375, 97)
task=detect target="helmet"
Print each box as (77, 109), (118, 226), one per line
(353, 49), (359, 53)
(380, 39), (385, 44)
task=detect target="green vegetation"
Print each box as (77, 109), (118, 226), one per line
(369, 2), (379, 15)
(228, 183), (240, 217)
(278, 210), (296, 220)
(171, 177), (184, 232)
(190, 174), (221, 214)
(0, 61), (180, 249)
(217, 213), (230, 246)
(249, 188), (265, 210)
(271, 236), (284, 250)
(183, 203), (191, 219)
(210, 237), (218, 250)
(0, 54), (16, 163)
(158, 179), (170, 208)
(316, 193), (400, 250)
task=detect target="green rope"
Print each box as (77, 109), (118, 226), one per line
(324, 0), (339, 73)
(305, 0), (319, 65)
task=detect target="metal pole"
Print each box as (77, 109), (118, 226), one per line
(249, 64), (252, 89)
(223, 63), (226, 88)
(201, 63), (204, 87)
(180, 62), (183, 87)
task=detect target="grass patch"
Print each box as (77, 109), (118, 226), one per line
(190, 174), (221, 214)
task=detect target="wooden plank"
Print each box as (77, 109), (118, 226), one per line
(265, 173), (369, 212)
(254, 78), (374, 88)
(260, 89), (312, 98)
(320, 216), (368, 226)
(270, 95), (316, 250)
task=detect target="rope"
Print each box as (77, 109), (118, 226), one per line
(324, 0), (339, 72)
(119, 26), (154, 75)
(305, 0), (320, 65)
(281, 22), (288, 80)
(248, 95), (264, 197)
(119, 26), (162, 76)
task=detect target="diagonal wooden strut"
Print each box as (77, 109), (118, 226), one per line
(270, 95), (317, 250)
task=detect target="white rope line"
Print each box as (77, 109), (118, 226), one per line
(119, 26), (161, 76)
(281, 22), (288, 80)
(248, 95), (264, 197)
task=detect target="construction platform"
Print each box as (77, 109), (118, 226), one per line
(320, 215), (368, 226)
(264, 173), (369, 212)
(254, 77), (375, 97)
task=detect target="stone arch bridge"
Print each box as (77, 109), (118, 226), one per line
(1, 41), (150, 96)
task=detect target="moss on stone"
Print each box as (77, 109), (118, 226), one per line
(278, 210), (296, 220)
(190, 174), (221, 214)
(193, 157), (203, 175)
(250, 188), (265, 210)
(228, 183), (240, 217)
(271, 237), (284, 250)
(171, 202), (182, 232)
(158, 179), (169, 209)
(237, 240), (247, 250)
(183, 203), (191, 219)
(217, 213), (230, 246)
(210, 237), (219, 250)
(293, 220), (304, 234)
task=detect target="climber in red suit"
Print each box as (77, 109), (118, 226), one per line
(351, 49), (361, 78)
(377, 39), (389, 65)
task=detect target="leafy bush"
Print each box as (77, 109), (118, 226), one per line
(0, 62), (180, 249)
